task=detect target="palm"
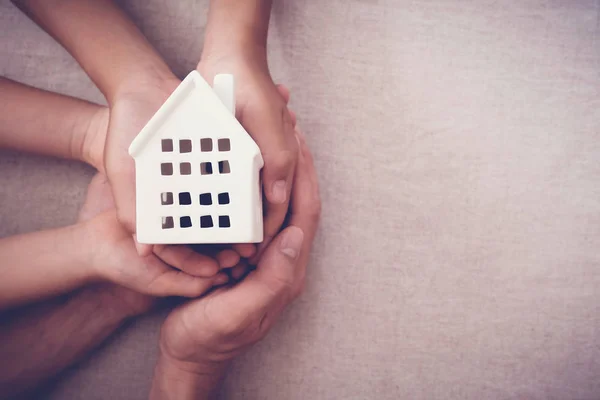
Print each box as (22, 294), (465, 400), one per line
(160, 289), (251, 364)
(105, 83), (178, 231)
(198, 58), (297, 251)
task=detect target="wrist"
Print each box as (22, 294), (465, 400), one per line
(150, 352), (228, 400)
(109, 64), (180, 105)
(76, 217), (110, 284)
(201, 0), (271, 71)
(91, 283), (154, 319)
(80, 107), (109, 172)
(201, 33), (267, 67)
(78, 284), (137, 323)
(65, 223), (100, 284)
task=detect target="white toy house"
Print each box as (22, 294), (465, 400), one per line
(128, 71), (264, 244)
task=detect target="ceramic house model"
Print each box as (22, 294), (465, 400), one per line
(128, 71), (264, 244)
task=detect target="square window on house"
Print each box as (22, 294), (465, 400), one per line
(200, 215), (214, 228)
(219, 215), (231, 228)
(162, 216), (174, 229)
(218, 138), (231, 152)
(180, 216), (192, 228)
(161, 192), (173, 205)
(161, 163), (173, 175)
(161, 139), (173, 152)
(218, 160), (231, 174)
(218, 192), (230, 205)
(180, 162), (192, 175)
(179, 192), (192, 205)
(179, 139), (192, 153)
(200, 138), (213, 152)
(199, 193), (212, 205)
(200, 162), (213, 175)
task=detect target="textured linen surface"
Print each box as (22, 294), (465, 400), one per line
(1, 1), (599, 399)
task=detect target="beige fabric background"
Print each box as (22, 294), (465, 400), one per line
(1, 1), (600, 399)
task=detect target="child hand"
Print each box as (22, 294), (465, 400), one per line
(79, 173), (229, 300)
(198, 53), (298, 259)
(100, 78), (257, 261)
(77, 173), (155, 316)
(81, 210), (228, 298)
(103, 78), (180, 237)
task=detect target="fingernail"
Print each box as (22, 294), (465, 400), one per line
(271, 180), (287, 204)
(279, 227), (304, 259)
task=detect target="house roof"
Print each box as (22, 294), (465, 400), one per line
(128, 71), (261, 160)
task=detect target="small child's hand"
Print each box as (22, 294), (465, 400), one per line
(91, 81), (256, 264)
(79, 174), (228, 301)
(198, 56), (298, 259)
(80, 210), (228, 298)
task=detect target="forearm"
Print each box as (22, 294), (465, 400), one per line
(149, 354), (228, 400)
(0, 77), (105, 168)
(202, 0), (272, 60)
(0, 224), (95, 311)
(13, 0), (175, 103)
(0, 284), (131, 399)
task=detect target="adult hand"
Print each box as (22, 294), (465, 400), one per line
(149, 129), (320, 399)
(198, 50), (298, 258)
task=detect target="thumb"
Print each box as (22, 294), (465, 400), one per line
(208, 226), (305, 321)
(255, 225), (304, 292)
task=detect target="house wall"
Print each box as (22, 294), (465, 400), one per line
(134, 87), (262, 244)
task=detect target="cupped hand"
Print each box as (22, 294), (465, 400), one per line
(100, 76), (259, 261)
(152, 129), (320, 395)
(77, 173), (154, 316)
(104, 78), (180, 238)
(198, 52), (298, 258)
(78, 174), (229, 314)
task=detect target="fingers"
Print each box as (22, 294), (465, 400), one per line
(145, 269), (229, 298)
(261, 133), (298, 237)
(275, 84), (290, 104)
(216, 249), (240, 269)
(173, 126), (320, 344)
(289, 128), (321, 243)
(230, 261), (250, 281)
(288, 110), (297, 127)
(153, 245), (220, 277)
(285, 128), (321, 296)
(187, 244), (249, 267)
(243, 87), (299, 245)
(232, 243), (256, 258)
(100, 231), (228, 298)
(204, 226), (305, 330)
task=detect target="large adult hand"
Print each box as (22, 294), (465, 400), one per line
(198, 51), (298, 257)
(149, 130), (320, 399)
